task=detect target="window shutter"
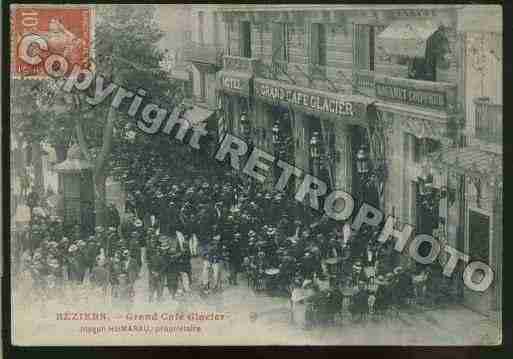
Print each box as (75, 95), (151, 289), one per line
(369, 26), (375, 71)
(239, 21), (251, 57)
(271, 22), (282, 61)
(239, 21), (244, 57)
(305, 22), (311, 62)
(318, 24), (327, 66)
(353, 23), (359, 68)
(283, 23), (289, 62)
(310, 23), (319, 65)
(354, 24), (372, 70)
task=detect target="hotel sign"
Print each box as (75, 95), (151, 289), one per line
(219, 71), (251, 97)
(254, 79), (358, 117)
(375, 81), (447, 110)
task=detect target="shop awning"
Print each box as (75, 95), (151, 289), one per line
(182, 106), (214, 129)
(428, 145), (502, 183)
(377, 19), (441, 57)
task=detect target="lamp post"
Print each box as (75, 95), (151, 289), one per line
(240, 112), (251, 141)
(272, 120), (282, 181)
(310, 131), (321, 179)
(356, 145), (370, 204)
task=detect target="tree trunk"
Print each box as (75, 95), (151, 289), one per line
(31, 141), (44, 197)
(53, 143), (69, 219)
(94, 171), (107, 228)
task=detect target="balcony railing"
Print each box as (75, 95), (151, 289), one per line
(223, 55), (259, 74)
(255, 60), (291, 80)
(183, 41), (224, 67)
(474, 98), (502, 145)
(353, 70), (375, 96)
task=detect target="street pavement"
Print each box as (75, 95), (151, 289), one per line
(12, 251), (501, 345)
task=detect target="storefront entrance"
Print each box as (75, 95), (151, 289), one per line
(415, 182), (439, 236)
(468, 210), (490, 263)
(464, 208), (493, 314)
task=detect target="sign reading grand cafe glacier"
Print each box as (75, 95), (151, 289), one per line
(254, 79), (357, 117)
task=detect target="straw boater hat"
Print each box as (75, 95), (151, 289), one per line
(375, 275), (387, 285)
(393, 266), (403, 275)
(134, 219), (143, 227)
(95, 226), (104, 233)
(48, 258), (60, 269)
(68, 244), (78, 253)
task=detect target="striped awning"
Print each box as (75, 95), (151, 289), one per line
(377, 19), (441, 57)
(428, 145), (502, 183)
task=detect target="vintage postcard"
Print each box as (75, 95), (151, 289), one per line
(8, 4), (502, 346)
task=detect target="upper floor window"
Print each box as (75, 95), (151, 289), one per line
(198, 11), (204, 45)
(353, 24), (375, 71)
(240, 21), (252, 58)
(272, 23), (290, 62)
(310, 23), (327, 66)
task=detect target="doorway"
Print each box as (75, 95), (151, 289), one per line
(468, 210), (490, 263)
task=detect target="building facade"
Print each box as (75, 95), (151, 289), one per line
(184, 5), (502, 315)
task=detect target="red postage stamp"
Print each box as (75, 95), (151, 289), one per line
(11, 5), (94, 79)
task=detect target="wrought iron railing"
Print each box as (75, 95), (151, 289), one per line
(353, 69), (375, 96)
(255, 60), (294, 83)
(223, 55), (259, 73)
(183, 41), (224, 67)
(474, 98), (502, 145)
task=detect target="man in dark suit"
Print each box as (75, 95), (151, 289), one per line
(163, 234), (182, 299)
(106, 203), (121, 231)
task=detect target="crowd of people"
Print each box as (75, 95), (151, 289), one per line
(13, 172), (447, 327)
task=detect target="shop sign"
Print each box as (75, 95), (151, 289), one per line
(219, 72), (251, 96)
(254, 80), (357, 117)
(375, 81), (447, 110)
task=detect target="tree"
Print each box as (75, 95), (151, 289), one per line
(11, 5), (185, 226)
(70, 4), (185, 226)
